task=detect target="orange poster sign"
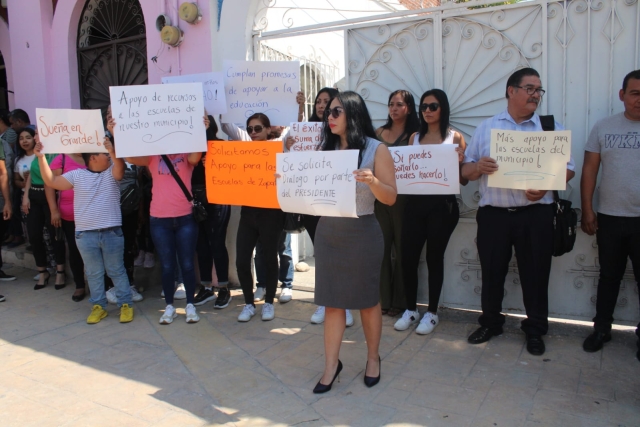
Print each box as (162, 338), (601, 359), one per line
(205, 141), (282, 208)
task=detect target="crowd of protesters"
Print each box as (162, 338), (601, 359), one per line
(0, 67), (637, 393)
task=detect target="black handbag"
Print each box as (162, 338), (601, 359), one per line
(161, 155), (208, 222)
(283, 213), (305, 234)
(552, 190), (578, 257)
(539, 115), (578, 257)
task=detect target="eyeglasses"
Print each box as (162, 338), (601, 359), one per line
(388, 102), (406, 108)
(512, 85), (546, 96)
(246, 125), (264, 134)
(419, 103), (440, 112)
(327, 107), (344, 119)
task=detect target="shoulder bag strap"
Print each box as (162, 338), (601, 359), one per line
(161, 155), (193, 202)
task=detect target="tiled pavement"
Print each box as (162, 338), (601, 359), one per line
(0, 264), (639, 426)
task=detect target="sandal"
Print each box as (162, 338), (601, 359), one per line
(55, 270), (66, 290)
(381, 308), (389, 315)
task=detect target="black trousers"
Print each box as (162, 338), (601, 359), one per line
(0, 218), (6, 269)
(476, 204), (554, 335)
(302, 215), (320, 243)
(593, 213), (640, 339)
(196, 203), (231, 284)
(61, 220), (85, 289)
(401, 195), (459, 312)
(236, 207), (285, 305)
(26, 189), (65, 268)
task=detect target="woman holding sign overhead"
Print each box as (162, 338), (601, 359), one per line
(394, 89), (467, 335)
(374, 89), (420, 318)
(122, 116), (209, 325)
(313, 91), (397, 393)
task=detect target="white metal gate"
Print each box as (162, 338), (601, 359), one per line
(255, 0), (640, 321)
(348, 0), (640, 322)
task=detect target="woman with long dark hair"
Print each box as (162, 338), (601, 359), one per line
(374, 89), (420, 317)
(394, 89), (467, 335)
(312, 91), (397, 393)
(285, 87), (355, 326)
(20, 127), (66, 290)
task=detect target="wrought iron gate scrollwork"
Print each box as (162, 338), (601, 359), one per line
(77, 0), (148, 115)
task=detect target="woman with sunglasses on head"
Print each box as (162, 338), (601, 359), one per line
(221, 113), (289, 322)
(374, 90), (420, 318)
(285, 87), (356, 327)
(20, 127), (67, 290)
(312, 91), (397, 393)
(394, 89), (468, 335)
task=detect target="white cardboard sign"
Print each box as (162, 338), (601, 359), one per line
(36, 108), (106, 153)
(288, 122), (323, 152)
(276, 150), (358, 218)
(488, 129), (571, 190)
(222, 60), (300, 126)
(161, 72), (227, 115)
(109, 83), (207, 157)
(389, 144), (460, 195)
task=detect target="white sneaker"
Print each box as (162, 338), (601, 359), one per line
(159, 305), (177, 324)
(416, 312), (439, 335)
(262, 303), (275, 321)
(161, 289), (165, 297)
(130, 286), (143, 302)
(310, 305), (325, 324)
(134, 251), (145, 267)
(279, 287), (292, 303)
(254, 287), (265, 302)
(238, 304), (256, 322)
(106, 287), (117, 304)
(174, 283), (186, 300)
(394, 309), (420, 331)
(185, 303), (200, 323)
(143, 252), (155, 269)
(346, 309), (354, 327)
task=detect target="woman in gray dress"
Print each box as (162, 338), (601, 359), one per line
(313, 91), (397, 393)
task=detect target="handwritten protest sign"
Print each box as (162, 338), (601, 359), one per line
(288, 122), (323, 152)
(162, 72), (227, 115)
(276, 151), (358, 218)
(488, 129), (571, 190)
(389, 144), (460, 195)
(205, 141), (282, 208)
(36, 109), (106, 154)
(109, 83), (206, 157)
(221, 60), (300, 126)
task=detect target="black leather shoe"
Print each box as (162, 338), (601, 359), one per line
(313, 360), (342, 394)
(582, 331), (612, 353)
(526, 334), (545, 355)
(467, 326), (503, 344)
(364, 357), (381, 388)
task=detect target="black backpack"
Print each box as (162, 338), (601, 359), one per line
(539, 115), (578, 257)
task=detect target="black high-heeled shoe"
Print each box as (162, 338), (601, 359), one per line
(313, 360), (343, 394)
(364, 356), (381, 388)
(54, 270), (66, 290)
(34, 270), (50, 290)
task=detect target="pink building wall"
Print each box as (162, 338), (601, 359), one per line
(1, 0), (214, 119)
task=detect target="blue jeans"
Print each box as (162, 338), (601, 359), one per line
(150, 215), (198, 305)
(256, 231), (293, 289)
(75, 227), (132, 308)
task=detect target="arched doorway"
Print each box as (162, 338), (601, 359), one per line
(76, 0), (148, 117)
